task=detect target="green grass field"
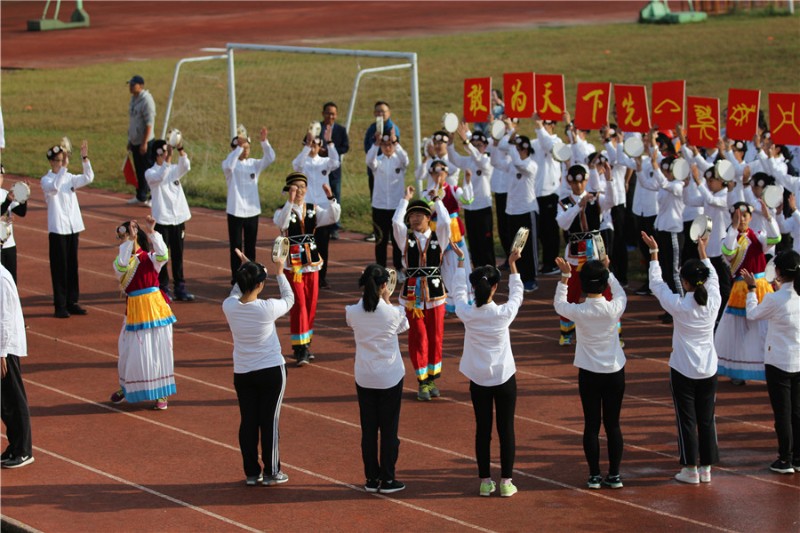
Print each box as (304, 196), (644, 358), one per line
(2, 12), (798, 237)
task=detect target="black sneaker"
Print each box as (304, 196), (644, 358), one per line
(602, 474), (623, 489)
(67, 304), (88, 315)
(2, 454), (34, 469)
(330, 230), (340, 240)
(365, 233), (376, 243)
(587, 475), (602, 489)
(319, 279), (330, 289)
(769, 459), (795, 474)
(296, 350), (311, 367)
(792, 459), (800, 470)
(379, 480), (405, 494)
(0, 450), (12, 464)
(364, 479), (380, 493)
(245, 473), (263, 486)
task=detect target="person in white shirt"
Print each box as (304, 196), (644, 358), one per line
(487, 124), (513, 269)
(532, 113), (564, 276)
(643, 233), (721, 484)
(553, 255), (627, 490)
(222, 249), (294, 487)
(292, 127), (340, 289)
(777, 194), (800, 253)
(0, 174), (29, 282)
(40, 140), (93, 318)
(145, 140), (194, 301)
(345, 264), (409, 495)
(452, 246), (523, 498)
(1, 263), (33, 469)
(367, 131), (408, 271)
(222, 126), (275, 282)
(741, 250), (800, 474)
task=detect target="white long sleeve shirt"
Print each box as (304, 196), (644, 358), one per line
(367, 143), (409, 210)
(690, 182), (730, 257)
(453, 268), (522, 387)
(746, 283), (800, 373)
(222, 141), (275, 218)
(532, 127), (561, 197)
(273, 200), (341, 233)
(629, 156), (659, 217)
(292, 144), (340, 207)
(553, 274), (627, 373)
(777, 211), (800, 253)
(446, 144), (493, 211)
(145, 155), (192, 226)
(642, 168), (684, 233)
(491, 136), (538, 215)
(487, 146), (510, 194)
(649, 258), (720, 379)
(222, 274), (294, 374)
(40, 161), (94, 234)
(346, 299), (409, 389)
(1, 264), (27, 358)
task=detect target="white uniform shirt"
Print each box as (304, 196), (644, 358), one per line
(491, 135), (538, 215)
(690, 182), (730, 258)
(641, 168), (684, 233)
(627, 155), (659, 218)
(40, 161), (94, 234)
(0, 264), (27, 358)
(532, 127), (561, 197)
(293, 144), (340, 207)
(777, 210), (800, 253)
(487, 146), (510, 194)
(649, 258), (720, 379)
(366, 143), (409, 210)
(145, 155), (192, 226)
(346, 299), (409, 389)
(553, 274), (627, 373)
(746, 283), (800, 373)
(453, 268), (522, 387)
(222, 141), (275, 218)
(222, 274), (294, 374)
(446, 144), (493, 211)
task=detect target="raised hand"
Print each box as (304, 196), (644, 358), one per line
(260, 126), (268, 142)
(142, 215), (156, 234)
(640, 231), (658, 251)
(80, 140), (89, 159)
(322, 183), (333, 199)
(740, 268), (756, 287)
(404, 185), (415, 201)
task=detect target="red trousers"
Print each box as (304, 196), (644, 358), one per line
(406, 304), (445, 383)
(287, 269), (318, 346)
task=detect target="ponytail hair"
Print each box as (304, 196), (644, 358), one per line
(469, 265), (501, 307)
(117, 221), (150, 252)
(234, 261), (267, 294)
(774, 250), (800, 295)
(680, 258), (710, 306)
(359, 264), (389, 312)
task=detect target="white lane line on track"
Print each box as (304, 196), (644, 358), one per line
(16, 381), (495, 533)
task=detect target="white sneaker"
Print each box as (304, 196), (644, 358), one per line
(699, 465), (711, 483)
(675, 466), (699, 484)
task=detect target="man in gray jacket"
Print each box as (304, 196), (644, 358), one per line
(127, 75), (156, 206)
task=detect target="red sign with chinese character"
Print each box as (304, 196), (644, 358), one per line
(534, 73), (565, 122)
(503, 72), (534, 119)
(463, 77), (492, 123)
(726, 89), (761, 140)
(614, 84), (650, 133)
(651, 80), (685, 131)
(574, 82), (611, 130)
(769, 93), (800, 146)
(686, 96), (720, 148)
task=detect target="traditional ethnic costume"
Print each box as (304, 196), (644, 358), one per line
(113, 232), (177, 404)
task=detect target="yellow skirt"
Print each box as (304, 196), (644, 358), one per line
(727, 277), (772, 315)
(126, 287), (176, 331)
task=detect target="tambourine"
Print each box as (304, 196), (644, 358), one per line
(386, 268), (398, 295)
(375, 116), (384, 136)
(272, 237), (289, 263)
(689, 214), (712, 243)
(552, 142), (572, 163)
(308, 121), (322, 138)
(60, 136), (73, 154)
(765, 258), (777, 283)
(592, 232), (607, 261)
(511, 227), (530, 253)
(442, 112), (459, 134)
(11, 182), (30, 204)
(715, 159), (735, 182)
(490, 120), (506, 141)
(671, 158), (690, 181)
(236, 124), (248, 138)
(763, 185), (782, 209)
(0, 218), (11, 245)
(167, 129), (183, 148)
(623, 136), (644, 158)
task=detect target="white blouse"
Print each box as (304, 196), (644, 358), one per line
(746, 283), (800, 373)
(222, 141), (275, 218)
(145, 155), (192, 226)
(346, 299), (409, 389)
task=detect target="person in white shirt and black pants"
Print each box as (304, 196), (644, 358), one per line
(367, 131), (408, 271)
(643, 232), (721, 484)
(452, 245), (523, 498)
(742, 250), (800, 474)
(346, 264), (409, 494)
(40, 140), (93, 318)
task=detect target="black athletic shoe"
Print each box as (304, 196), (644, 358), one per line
(67, 304), (88, 315)
(769, 459), (795, 474)
(602, 474), (623, 489)
(54, 309), (70, 319)
(2, 454), (34, 469)
(296, 351), (311, 367)
(379, 480), (405, 494)
(0, 450), (12, 464)
(365, 479), (380, 493)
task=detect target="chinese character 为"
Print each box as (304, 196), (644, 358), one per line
(581, 89), (605, 124)
(467, 84), (488, 115)
(540, 82), (562, 115)
(774, 102), (800, 137)
(510, 79), (527, 114)
(728, 102), (757, 127)
(622, 93), (642, 127)
(689, 105), (717, 141)
(654, 98), (681, 115)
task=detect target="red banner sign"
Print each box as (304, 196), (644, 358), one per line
(652, 80), (685, 131)
(769, 93), (800, 146)
(574, 82), (611, 130)
(614, 84), (651, 133)
(726, 88), (761, 140)
(503, 72), (535, 119)
(534, 73), (565, 121)
(463, 77), (492, 123)
(686, 96), (720, 148)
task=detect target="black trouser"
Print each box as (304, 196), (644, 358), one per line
(1, 246), (17, 283)
(233, 365), (286, 477)
(536, 193), (559, 272)
(682, 219), (700, 262)
(227, 214), (259, 281)
(635, 214), (656, 273)
(470, 375), (517, 479)
(507, 212), (538, 284)
(155, 223), (185, 290)
(656, 230), (685, 296)
(464, 206), (495, 269)
(372, 207), (403, 270)
(624, 174), (638, 248)
(316, 225), (331, 284)
(669, 368), (719, 466)
(1, 354), (32, 458)
(48, 232), (80, 313)
(130, 141), (153, 201)
(709, 255), (732, 325)
(610, 205), (628, 285)
(357, 378), (403, 482)
(765, 364), (800, 463)
(578, 367), (625, 476)
(494, 193), (511, 262)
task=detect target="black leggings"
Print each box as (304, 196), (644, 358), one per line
(765, 364), (800, 463)
(470, 375), (517, 479)
(578, 367), (625, 476)
(227, 214), (259, 281)
(670, 368), (719, 466)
